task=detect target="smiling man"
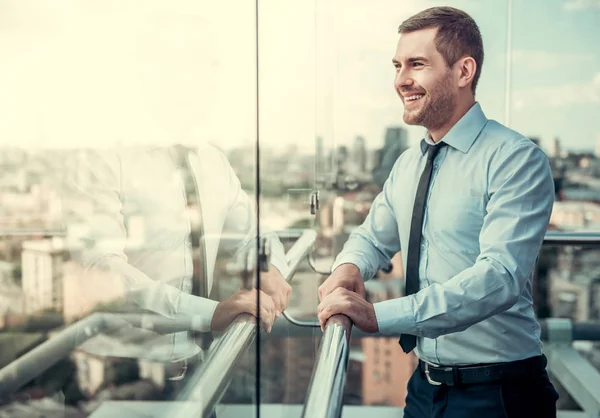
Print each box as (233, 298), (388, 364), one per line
(317, 6), (558, 417)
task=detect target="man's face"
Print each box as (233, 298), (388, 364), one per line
(393, 27), (457, 131)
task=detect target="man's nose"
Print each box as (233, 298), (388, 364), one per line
(394, 70), (414, 94)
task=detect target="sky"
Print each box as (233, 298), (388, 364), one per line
(0, 0), (599, 154)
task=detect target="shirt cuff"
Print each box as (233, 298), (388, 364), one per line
(374, 296), (417, 336)
(178, 293), (219, 332)
(269, 255), (291, 279)
(331, 255), (369, 280)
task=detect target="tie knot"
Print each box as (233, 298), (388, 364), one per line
(427, 142), (445, 162)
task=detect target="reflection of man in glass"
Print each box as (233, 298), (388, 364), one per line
(63, 140), (292, 389)
(56, 6), (293, 404)
(318, 6), (558, 417)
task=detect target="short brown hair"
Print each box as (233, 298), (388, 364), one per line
(398, 7), (484, 94)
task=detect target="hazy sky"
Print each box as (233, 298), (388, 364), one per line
(1, 0), (599, 153)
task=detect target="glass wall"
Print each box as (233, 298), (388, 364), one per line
(0, 1), (265, 416)
(0, 0), (599, 416)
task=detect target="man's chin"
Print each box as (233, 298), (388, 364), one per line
(403, 112), (421, 126)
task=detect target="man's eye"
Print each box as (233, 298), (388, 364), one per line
(413, 62), (424, 67)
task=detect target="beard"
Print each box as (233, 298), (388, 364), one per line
(403, 70), (456, 131)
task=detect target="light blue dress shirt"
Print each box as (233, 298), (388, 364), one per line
(332, 103), (555, 366)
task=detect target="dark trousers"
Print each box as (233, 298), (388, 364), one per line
(403, 360), (559, 418)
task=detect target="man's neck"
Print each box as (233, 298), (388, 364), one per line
(428, 98), (476, 142)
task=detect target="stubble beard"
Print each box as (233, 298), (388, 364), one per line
(403, 70), (456, 132)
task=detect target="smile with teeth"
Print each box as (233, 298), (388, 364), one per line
(405, 94), (424, 102)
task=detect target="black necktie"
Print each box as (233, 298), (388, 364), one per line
(399, 142), (445, 354)
(172, 145), (212, 351)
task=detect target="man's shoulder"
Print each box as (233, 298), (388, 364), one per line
(396, 142), (422, 161)
(479, 119), (544, 155)
(387, 143), (422, 173)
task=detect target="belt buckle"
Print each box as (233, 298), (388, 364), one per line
(167, 358), (188, 381)
(424, 362), (453, 386)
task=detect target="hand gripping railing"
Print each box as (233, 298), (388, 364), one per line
(295, 230), (600, 417)
(301, 314), (352, 418)
(171, 229), (318, 418)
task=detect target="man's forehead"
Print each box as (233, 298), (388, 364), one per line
(394, 27), (438, 60)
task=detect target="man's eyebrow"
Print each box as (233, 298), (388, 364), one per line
(392, 56), (430, 65)
(408, 56), (429, 63)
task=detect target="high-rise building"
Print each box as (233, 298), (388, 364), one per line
(336, 145), (349, 173)
(372, 127), (408, 188)
(353, 135), (368, 174)
(549, 137), (562, 158)
(362, 337), (417, 407)
(316, 135), (326, 175)
(21, 238), (66, 314)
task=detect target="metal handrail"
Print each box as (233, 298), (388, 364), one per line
(302, 314), (352, 418)
(293, 230), (600, 417)
(172, 229), (318, 418)
(280, 230), (600, 331)
(0, 313), (205, 396)
(540, 319), (600, 342)
(0, 229), (317, 401)
(543, 231), (600, 246)
(544, 345), (600, 415)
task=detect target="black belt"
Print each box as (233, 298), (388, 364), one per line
(419, 355), (547, 386)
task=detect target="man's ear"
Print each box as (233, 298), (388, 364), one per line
(456, 56), (476, 89)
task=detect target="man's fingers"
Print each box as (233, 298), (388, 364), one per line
(259, 305), (274, 333)
(275, 294), (285, 314)
(355, 279), (366, 298)
(317, 301), (344, 332)
(318, 306), (335, 331)
(319, 284), (334, 301)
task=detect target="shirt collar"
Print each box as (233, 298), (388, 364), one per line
(419, 102), (488, 155)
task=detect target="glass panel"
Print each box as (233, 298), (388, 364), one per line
(0, 2), (262, 417)
(246, 0), (322, 414)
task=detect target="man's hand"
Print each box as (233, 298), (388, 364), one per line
(211, 288), (277, 332)
(317, 287), (378, 333)
(318, 263), (365, 301)
(259, 266), (292, 316)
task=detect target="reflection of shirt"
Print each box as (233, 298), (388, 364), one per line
(333, 103), (555, 365)
(64, 142), (289, 361)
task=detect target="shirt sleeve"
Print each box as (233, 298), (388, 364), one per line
(62, 149), (218, 332)
(374, 143), (554, 337)
(331, 157), (403, 280)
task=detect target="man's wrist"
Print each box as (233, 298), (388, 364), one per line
(331, 255), (368, 279)
(334, 263), (361, 276)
